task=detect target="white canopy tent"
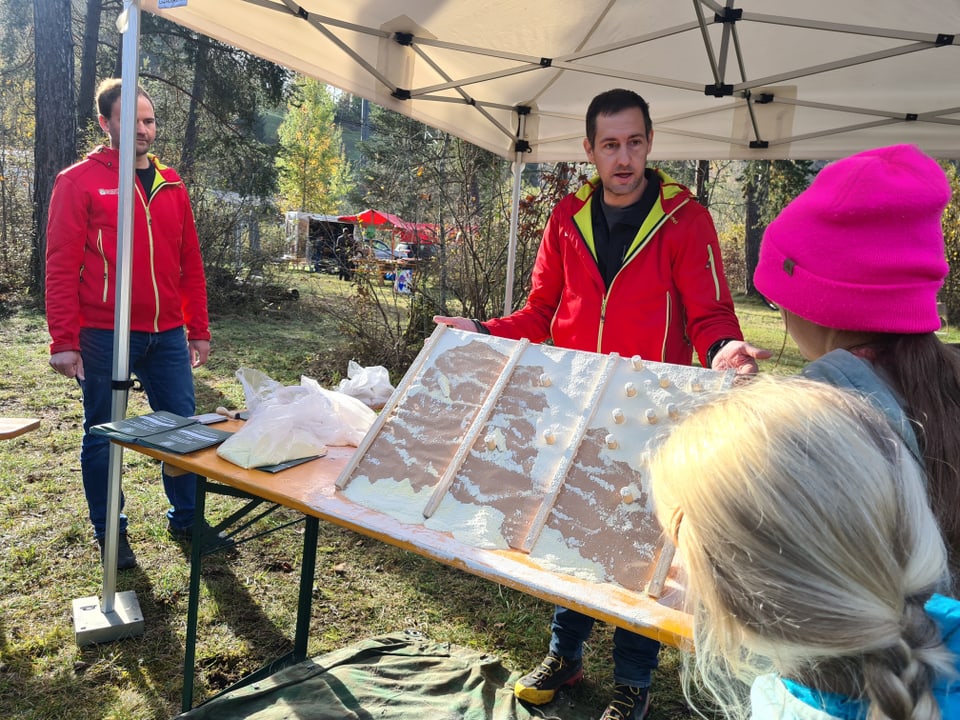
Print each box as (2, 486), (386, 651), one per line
(142, 0), (960, 162)
(141, 0), (960, 311)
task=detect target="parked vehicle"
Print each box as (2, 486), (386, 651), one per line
(371, 239), (404, 260)
(395, 242), (439, 260)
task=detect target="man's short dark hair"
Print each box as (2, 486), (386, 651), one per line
(585, 89), (652, 145)
(95, 78), (154, 120)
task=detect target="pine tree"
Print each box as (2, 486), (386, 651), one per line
(276, 78), (346, 213)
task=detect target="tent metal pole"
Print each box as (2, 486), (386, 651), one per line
(504, 114), (526, 315)
(103, 0), (140, 614)
(504, 157), (524, 315)
(73, 0), (144, 646)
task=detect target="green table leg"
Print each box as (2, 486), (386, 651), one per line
(293, 516), (319, 661)
(181, 474), (207, 712)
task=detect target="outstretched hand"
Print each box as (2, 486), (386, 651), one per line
(710, 340), (773, 376)
(432, 316), (478, 332)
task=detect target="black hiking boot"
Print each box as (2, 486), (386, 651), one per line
(167, 519), (235, 552)
(98, 532), (137, 570)
(513, 652), (583, 705)
(600, 684), (651, 720)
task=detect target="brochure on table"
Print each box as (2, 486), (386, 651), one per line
(91, 411), (233, 454)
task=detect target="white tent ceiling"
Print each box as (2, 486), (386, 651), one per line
(144, 0), (960, 162)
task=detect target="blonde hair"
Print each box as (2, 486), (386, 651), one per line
(648, 375), (954, 720)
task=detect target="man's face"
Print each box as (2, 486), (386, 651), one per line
(98, 94), (156, 161)
(583, 107), (654, 208)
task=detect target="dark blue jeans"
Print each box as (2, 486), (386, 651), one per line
(78, 327), (198, 539)
(549, 606), (659, 688)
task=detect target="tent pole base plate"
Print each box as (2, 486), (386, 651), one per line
(73, 592), (144, 646)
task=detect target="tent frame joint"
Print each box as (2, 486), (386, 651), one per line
(392, 88), (412, 101)
(714, 7), (743, 23)
(394, 31), (414, 46)
(704, 83), (733, 97)
(749, 140), (769, 149)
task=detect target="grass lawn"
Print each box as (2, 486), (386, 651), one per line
(1, 290), (954, 719)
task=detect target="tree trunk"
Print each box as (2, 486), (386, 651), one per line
(181, 36), (209, 180)
(32, 0), (76, 296)
(743, 162), (768, 298)
(77, 0), (102, 130)
(695, 159), (709, 207)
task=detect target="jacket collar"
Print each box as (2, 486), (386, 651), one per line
(88, 145), (171, 173)
(572, 168), (693, 261)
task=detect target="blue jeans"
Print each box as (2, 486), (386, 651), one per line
(549, 606), (659, 688)
(78, 327), (198, 539)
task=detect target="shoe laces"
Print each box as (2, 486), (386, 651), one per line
(531, 653), (565, 681)
(604, 685), (644, 720)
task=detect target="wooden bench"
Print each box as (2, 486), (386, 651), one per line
(0, 418), (40, 440)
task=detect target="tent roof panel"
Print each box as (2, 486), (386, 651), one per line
(144, 0), (960, 160)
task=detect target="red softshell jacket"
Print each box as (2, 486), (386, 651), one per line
(45, 146), (210, 354)
(484, 170), (743, 366)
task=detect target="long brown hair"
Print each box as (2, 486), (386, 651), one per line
(871, 333), (960, 589)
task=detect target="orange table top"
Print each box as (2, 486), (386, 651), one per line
(0, 417), (40, 440)
(117, 420), (692, 647)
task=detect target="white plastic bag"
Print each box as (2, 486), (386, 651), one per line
(217, 368), (377, 469)
(336, 361), (395, 409)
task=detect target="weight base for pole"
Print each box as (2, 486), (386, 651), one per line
(73, 591), (144, 646)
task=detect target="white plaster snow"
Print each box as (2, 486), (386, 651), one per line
(338, 330), (734, 589)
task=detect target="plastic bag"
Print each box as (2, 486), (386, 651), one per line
(217, 368), (377, 469)
(336, 361), (395, 409)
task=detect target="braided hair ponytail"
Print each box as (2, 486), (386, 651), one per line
(863, 599), (952, 720)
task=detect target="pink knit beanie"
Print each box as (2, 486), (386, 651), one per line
(754, 144), (951, 333)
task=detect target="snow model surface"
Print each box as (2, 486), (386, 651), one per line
(337, 326), (733, 594)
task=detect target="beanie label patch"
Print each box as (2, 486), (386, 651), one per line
(783, 258), (795, 276)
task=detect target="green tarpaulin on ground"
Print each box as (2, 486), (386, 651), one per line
(176, 631), (595, 720)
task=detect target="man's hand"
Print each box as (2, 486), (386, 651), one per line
(50, 350), (85, 381)
(432, 316), (479, 332)
(710, 340), (772, 376)
(189, 339), (210, 368)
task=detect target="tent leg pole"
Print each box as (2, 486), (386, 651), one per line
(73, 0), (144, 648)
(504, 152), (525, 316)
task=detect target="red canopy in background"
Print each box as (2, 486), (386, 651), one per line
(338, 209), (437, 245)
(399, 223), (437, 244)
(337, 209), (406, 227)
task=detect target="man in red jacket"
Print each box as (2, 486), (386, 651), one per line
(45, 79), (214, 571)
(435, 88), (769, 719)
